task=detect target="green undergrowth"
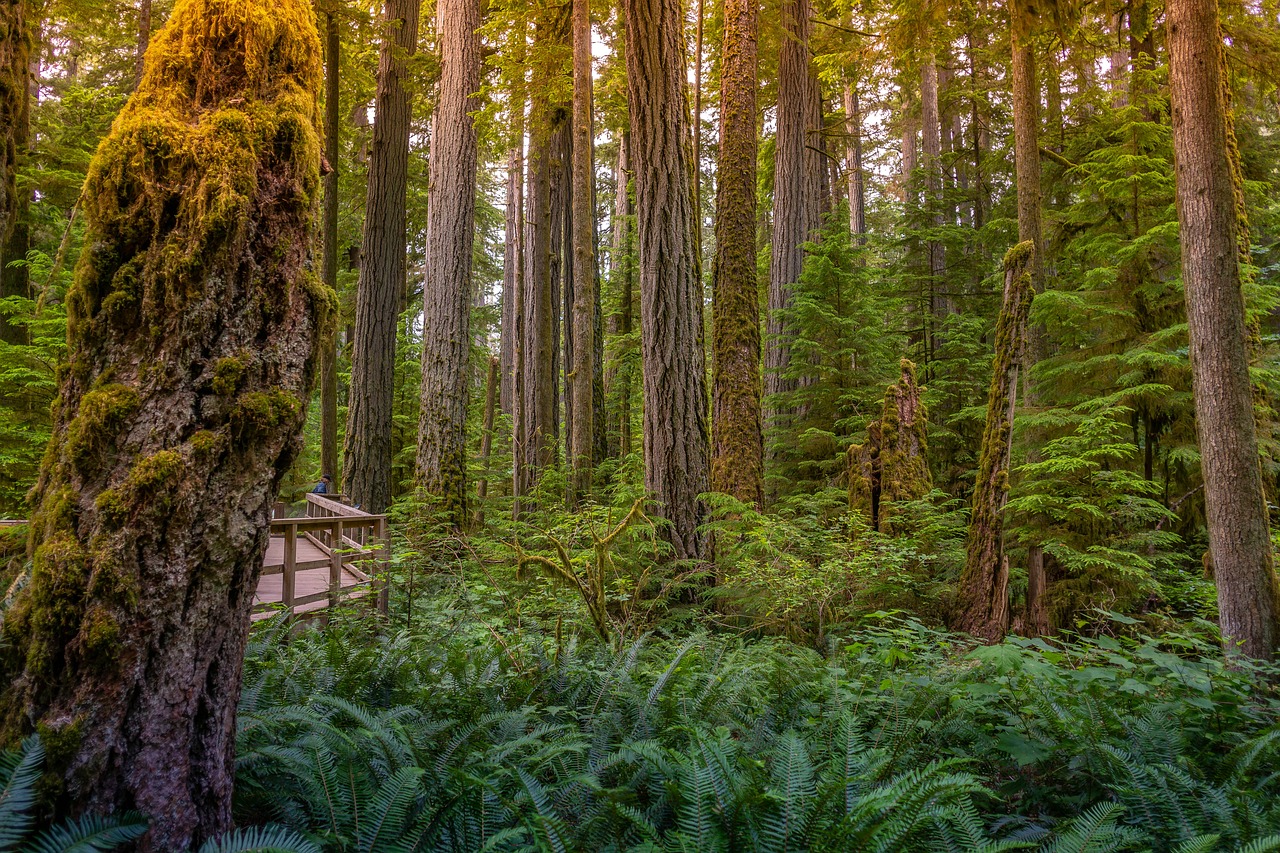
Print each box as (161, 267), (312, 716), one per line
(223, 603), (1280, 852)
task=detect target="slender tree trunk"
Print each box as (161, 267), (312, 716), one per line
(501, 107), (524, 417)
(955, 243), (1034, 642)
(843, 80), (865, 241)
(1168, 0), (1280, 658)
(569, 0), (595, 505)
(345, 0), (420, 513)
(0, 0), (29, 253)
(921, 57), (947, 328)
(611, 134), (634, 458)
(416, 0), (480, 527)
(1010, 0), (1050, 631)
(475, 355), (498, 527)
(765, 0), (816, 461)
(133, 0), (151, 88)
(320, 6), (341, 488)
(0, 2), (326, 845)
(0, 0), (30, 349)
(517, 6), (569, 503)
(623, 0), (710, 562)
(711, 0), (762, 509)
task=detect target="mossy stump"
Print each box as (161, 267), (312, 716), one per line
(0, 0), (327, 847)
(954, 242), (1035, 643)
(847, 359), (931, 533)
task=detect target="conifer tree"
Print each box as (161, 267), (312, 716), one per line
(416, 0), (481, 526)
(345, 0), (420, 513)
(711, 0), (763, 508)
(622, 0), (710, 561)
(1168, 0), (1280, 658)
(0, 0), (328, 844)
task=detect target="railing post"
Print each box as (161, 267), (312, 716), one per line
(329, 519), (343, 610)
(376, 517), (389, 615)
(282, 523), (296, 615)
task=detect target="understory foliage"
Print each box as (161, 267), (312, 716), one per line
(213, 607), (1280, 852)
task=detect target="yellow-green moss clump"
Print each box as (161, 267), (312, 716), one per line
(64, 384), (139, 471)
(847, 360), (931, 534)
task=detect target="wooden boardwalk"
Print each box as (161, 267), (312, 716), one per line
(256, 493), (389, 621)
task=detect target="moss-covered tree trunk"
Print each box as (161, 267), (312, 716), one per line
(711, 0), (762, 509)
(0, 0), (29, 250)
(568, 0), (595, 506)
(955, 243), (1034, 643)
(415, 0), (480, 527)
(320, 4), (341, 487)
(0, 0), (31, 349)
(0, 0), (326, 846)
(1168, 0), (1280, 658)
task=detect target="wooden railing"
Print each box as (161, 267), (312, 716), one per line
(261, 492), (389, 617)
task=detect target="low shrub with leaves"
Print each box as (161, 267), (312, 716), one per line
(228, 606), (1280, 852)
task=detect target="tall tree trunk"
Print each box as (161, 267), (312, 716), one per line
(921, 57), (947, 331)
(516, 6), (569, 503)
(416, 0), (480, 527)
(623, 0), (710, 562)
(1010, 0), (1049, 631)
(344, 0), (420, 513)
(1168, 0), (1280, 658)
(843, 80), (865, 241)
(0, 0), (29, 349)
(0, 0), (29, 254)
(475, 355), (498, 527)
(320, 6), (341, 488)
(501, 99), (524, 417)
(610, 134), (634, 458)
(133, 0), (151, 88)
(569, 0), (595, 504)
(0, 1), (326, 845)
(712, 0), (762, 509)
(955, 243), (1034, 642)
(765, 0), (816, 461)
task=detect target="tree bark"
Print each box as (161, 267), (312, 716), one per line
(711, 0), (762, 509)
(610, 134), (634, 458)
(623, 0), (710, 562)
(416, 0), (481, 528)
(955, 243), (1034, 643)
(344, 0), (420, 514)
(0, 0), (29, 349)
(921, 57), (947, 328)
(0, 1), (326, 845)
(765, 0), (818, 464)
(0, 0), (29, 253)
(133, 0), (152, 88)
(320, 6), (341, 488)
(516, 6), (569, 504)
(475, 354), (498, 527)
(501, 99), (524, 417)
(1168, 0), (1280, 658)
(569, 0), (595, 505)
(843, 80), (865, 241)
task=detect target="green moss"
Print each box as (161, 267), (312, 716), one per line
(230, 390), (300, 438)
(189, 429), (223, 457)
(94, 488), (128, 528)
(26, 532), (89, 677)
(63, 384), (139, 472)
(79, 605), (120, 670)
(1002, 240), (1034, 272)
(34, 715), (84, 804)
(125, 450), (183, 498)
(212, 352), (251, 397)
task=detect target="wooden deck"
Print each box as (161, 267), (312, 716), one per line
(256, 493), (389, 621)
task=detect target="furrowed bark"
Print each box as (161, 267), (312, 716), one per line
(623, 0), (710, 562)
(1168, 0), (1280, 659)
(711, 0), (763, 509)
(416, 0), (481, 527)
(320, 5), (341, 488)
(0, 1), (328, 845)
(344, 0), (420, 514)
(569, 0), (595, 505)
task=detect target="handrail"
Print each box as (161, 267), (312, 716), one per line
(304, 492), (374, 519)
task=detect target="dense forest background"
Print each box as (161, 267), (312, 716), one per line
(2, 0), (1280, 847)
